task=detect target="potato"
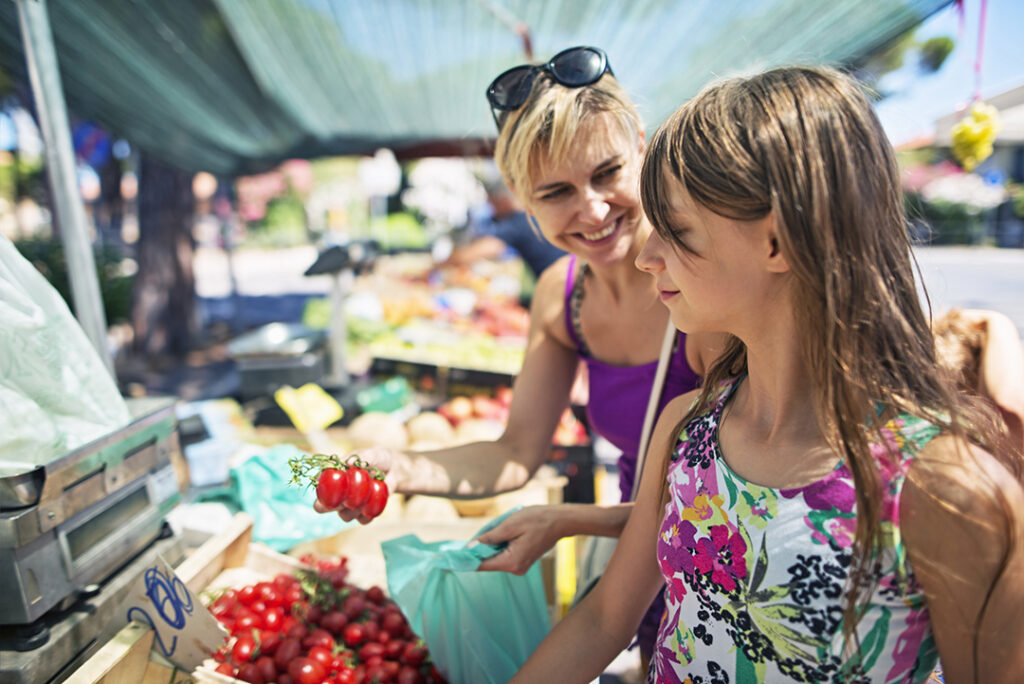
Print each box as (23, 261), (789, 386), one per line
(406, 411), (456, 445)
(347, 411), (408, 449)
(453, 418), (505, 444)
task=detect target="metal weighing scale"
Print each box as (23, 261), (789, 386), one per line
(0, 396), (185, 683)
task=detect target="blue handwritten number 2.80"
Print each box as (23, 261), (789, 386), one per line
(125, 565), (195, 657)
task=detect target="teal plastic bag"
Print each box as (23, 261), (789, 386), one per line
(229, 444), (351, 551)
(382, 510), (550, 684)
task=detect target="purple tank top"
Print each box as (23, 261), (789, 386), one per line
(564, 255), (701, 502)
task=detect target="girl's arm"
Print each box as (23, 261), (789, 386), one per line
(509, 390), (698, 683)
(902, 436), (1024, 683)
(473, 503), (633, 574)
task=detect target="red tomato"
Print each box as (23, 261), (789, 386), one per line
(238, 585), (259, 606)
(255, 656), (277, 683)
(257, 630), (281, 656)
(288, 657), (327, 684)
(286, 622), (308, 640)
(343, 467), (371, 508)
(361, 479), (388, 518)
(303, 628), (334, 650)
(341, 595), (365, 620)
(231, 634), (257, 663)
(379, 611), (407, 638)
(236, 663), (265, 684)
(342, 622), (366, 647)
(325, 566), (349, 589)
(262, 607), (285, 632)
(336, 667), (357, 684)
(316, 468), (349, 508)
(358, 641), (386, 661)
(215, 662), (236, 676)
(364, 585), (386, 605)
(306, 604), (324, 625)
(396, 665), (424, 684)
(274, 637), (303, 672)
(401, 643), (427, 667)
(320, 609), (348, 634)
(307, 645), (333, 669)
(384, 639), (405, 659)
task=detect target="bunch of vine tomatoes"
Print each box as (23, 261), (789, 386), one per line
(207, 555), (444, 684)
(289, 453), (389, 520)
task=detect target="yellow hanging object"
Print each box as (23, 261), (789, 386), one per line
(950, 102), (1000, 171)
(274, 383), (343, 452)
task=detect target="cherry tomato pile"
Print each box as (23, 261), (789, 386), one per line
(289, 453), (390, 521)
(207, 554), (444, 684)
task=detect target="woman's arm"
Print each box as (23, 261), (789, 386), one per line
(902, 435), (1024, 683)
(321, 260), (579, 523)
(509, 391), (697, 683)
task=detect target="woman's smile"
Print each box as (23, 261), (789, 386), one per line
(574, 216), (620, 244)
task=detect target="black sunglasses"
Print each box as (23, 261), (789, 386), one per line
(486, 46), (613, 130)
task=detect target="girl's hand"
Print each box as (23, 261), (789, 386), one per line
(473, 505), (563, 574)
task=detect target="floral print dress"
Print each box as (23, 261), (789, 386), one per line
(649, 378), (942, 684)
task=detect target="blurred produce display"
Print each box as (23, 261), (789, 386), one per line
(304, 253), (530, 376)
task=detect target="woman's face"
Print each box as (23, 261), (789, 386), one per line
(522, 113), (645, 268)
(635, 175), (778, 336)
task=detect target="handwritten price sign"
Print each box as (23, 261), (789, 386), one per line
(119, 554), (226, 671)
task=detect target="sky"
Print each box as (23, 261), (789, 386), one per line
(874, 0), (1024, 145)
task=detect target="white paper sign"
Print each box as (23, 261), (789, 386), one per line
(119, 553), (227, 671)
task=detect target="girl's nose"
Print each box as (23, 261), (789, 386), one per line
(635, 231), (662, 273)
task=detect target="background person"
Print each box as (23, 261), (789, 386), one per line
(933, 307), (1024, 452)
(445, 168), (566, 280)
(510, 65), (1024, 684)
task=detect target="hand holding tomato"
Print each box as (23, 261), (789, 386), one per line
(289, 452), (391, 523)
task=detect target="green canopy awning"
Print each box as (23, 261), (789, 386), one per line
(0, 0), (953, 176)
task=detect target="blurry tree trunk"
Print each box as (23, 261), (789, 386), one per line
(132, 155), (196, 358)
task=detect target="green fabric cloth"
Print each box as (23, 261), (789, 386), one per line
(0, 0), (952, 175)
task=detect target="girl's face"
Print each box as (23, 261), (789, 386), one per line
(635, 175), (780, 336)
(522, 113), (645, 268)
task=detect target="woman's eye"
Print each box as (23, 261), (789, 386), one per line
(595, 165), (622, 181)
(540, 187), (568, 200)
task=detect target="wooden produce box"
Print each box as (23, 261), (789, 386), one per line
(65, 513), (298, 684)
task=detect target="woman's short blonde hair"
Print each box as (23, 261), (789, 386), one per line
(493, 71), (643, 197)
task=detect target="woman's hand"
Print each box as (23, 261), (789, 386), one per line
(473, 505), (565, 574)
(312, 446), (402, 525)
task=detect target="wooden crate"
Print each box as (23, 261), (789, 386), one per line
(65, 512), (297, 684)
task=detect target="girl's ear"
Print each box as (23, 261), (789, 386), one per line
(764, 212), (790, 274)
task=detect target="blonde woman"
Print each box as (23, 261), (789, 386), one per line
(511, 66), (1024, 683)
(319, 47), (723, 661)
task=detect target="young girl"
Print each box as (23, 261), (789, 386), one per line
(510, 66), (1024, 683)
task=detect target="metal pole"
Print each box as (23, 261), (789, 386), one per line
(15, 0), (113, 375)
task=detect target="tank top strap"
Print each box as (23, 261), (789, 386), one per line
(563, 254), (591, 356)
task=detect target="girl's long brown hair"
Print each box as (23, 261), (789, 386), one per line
(640, 66), (1021, 674)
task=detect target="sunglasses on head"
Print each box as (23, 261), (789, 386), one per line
(486, 46), (613, 131)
